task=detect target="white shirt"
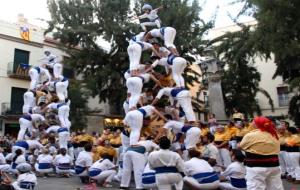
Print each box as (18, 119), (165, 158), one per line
(75, 151), (93, 167)
(139, 9), (159, 21)
(149, 28), (164, 39)
(156, 87), (173, 99)
(139, 105), (156, 117)
(148, 149), (184, 172)
(54, 154), (72, 166)
(163, 120), (185, 134)
(14, 155), (26, 165)
(184, 157), (214, 176)
(26, 140), (43, 150)
(137, 140), (159, 152)
(46, 125), (61, 134)
(0, 153), (6, 164)
(30, 114), (45, 122)
(89, 159), (115, 171)
(129, 32), (146, 44)
(17, 173), (37, 185)
(47, 102), (59, 110)
(221, 161), (246, 179)
(202, 143), (220, 160)
(37, 154), (53, 164)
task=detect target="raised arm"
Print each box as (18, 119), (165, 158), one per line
(153, 108), (168, 122)
(150, 74), (162, 88)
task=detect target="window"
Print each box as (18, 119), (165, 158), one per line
(277, 86), (289, 107)
(203, 91), (209, 107)
(13, 49), (30, 73)
(10, 87), (27, 115)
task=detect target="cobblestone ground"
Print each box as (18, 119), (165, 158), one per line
(34, 176), (299, 190)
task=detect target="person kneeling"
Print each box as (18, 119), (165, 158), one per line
(53, 148), (73, 178)
(88, 154), (116, 188)
(184, 149), (220, 190)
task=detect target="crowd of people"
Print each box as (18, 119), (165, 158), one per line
(0, 3), (299, 190)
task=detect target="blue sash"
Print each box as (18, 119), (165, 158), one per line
(61, 77), (68, 82)
(57, 103), (66, 109)
(58, 127), (68, 133)
(20, 181), (35, 189)
(21, 115), (32, 121)
(49, 58), (55, 62)
(179, 110), (185, 117)
(58, 163), (71, 170)
(138, 108), (147, 117)
(127, 146), (146, 154)
(119, 160), (123, 169)
(75, 165), (86, 174)
(142, 172), (156, 184)
(38, 163), (52, 169)
(160, 27), (166, 36)
(167, 54), (177, 65)
(150, 17), (160, 22)
(137, 76), (145, 83)
(170, 88), (185, 97)
(175, 133), (183, 142)
(230, 177), (247, 188)
(132, 36), (137, 41)
(89, 169), (102, 177)
(136, 42), (144, 49)
(11, 162), (18, 169)
(192, 172), (219, 184)
(34, 66), (40, 74)
(155, 166), (178, 174)
(15, 141), (29, 149)
(181, 125), (192, 133)
(20, 63), (30, 69)
(121, 129), (130, 137)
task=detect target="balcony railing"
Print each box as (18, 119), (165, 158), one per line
(1, 102), (23, 116)
(7, 62), (31, 80)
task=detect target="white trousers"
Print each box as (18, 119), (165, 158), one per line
(171, 57), (187, 87)
(219, 182), (246, 190)
(288, 152), (300, 180)
(185, 127), (201, 149)
(23, 91), (35, 114)
(127, 43), (142, 71)
(155, 173), (183, 190)
(58, 131), (70, 149)
(126, 77), (143, 109)
(163, 27), (176, 49)
(279, 151), (289, 174)
(18, 118), (32, 141)
(184, 176), (219, 190)
(91, 170), (116, 183)
(121, 151), (146, 189)
(29, 68), (39, 90)
(56, 80), (69, 102)
(56, 167), (72, 174)
(124, 111), (144, 145)
(58, 105), (71, 128)
(141, 20), (161, 31)
(176, 91), (196, 122)
(53, 63), (63, 78)
(218, 148), (231, 167)
(245, 166), (284, 190)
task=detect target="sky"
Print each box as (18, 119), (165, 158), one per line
(0, 0), (254, 29)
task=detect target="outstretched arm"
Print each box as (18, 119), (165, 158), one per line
(150, 74), (162, 88)
(153, 108), (167, 122)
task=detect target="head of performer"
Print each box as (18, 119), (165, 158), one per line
(232, 149), (245, 163)
(44, 49), (51, 56)
(60, 148), (67, 156)
(216, 125), (225, 133)
(17, 163), (32, 174)
(201, 132), (214, 145)
(84, 143), (93, 153)
(142, 4), (153, 14)
(42, 148), (50, 155)
(188, 148), (201, 159)
(158, 136), (171, 150)
(253, 116), (278, 139)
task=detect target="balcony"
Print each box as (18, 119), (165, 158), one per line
(1, 102), (23, 116)
(7, 62), (31, 80)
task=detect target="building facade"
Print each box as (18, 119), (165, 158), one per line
(208, 21), (291, 120)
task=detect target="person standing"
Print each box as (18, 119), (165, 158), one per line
(239, 116), (284, 190)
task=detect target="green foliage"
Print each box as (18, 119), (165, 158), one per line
(68, 80), (89, 130)
(231, 0), (300, 125)
(46, 0), (214, 114)
(211, 25), (274, 117)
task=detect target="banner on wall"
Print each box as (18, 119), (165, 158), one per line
(20, 26), (30, 41)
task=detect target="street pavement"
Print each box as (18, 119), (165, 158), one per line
(35, 176), (299, 190)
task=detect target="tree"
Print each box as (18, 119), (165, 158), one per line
(46, 0), (213, 114)
(211, 25), (274, 117)
(68, 80), (89, 130)
(227, 0), (300, 125)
